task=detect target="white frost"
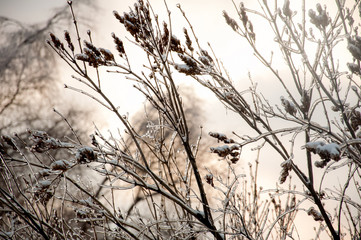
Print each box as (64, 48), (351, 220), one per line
(175, 64), (190, 71)
(305, 141), (340, 161)
(305, 141), (325, 150)
(50, 159), (71, 171)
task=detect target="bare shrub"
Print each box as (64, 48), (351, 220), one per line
(1, 1), (360, 240)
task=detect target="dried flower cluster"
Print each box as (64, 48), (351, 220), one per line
(223, 2), (255, 42)
(307, 207), (323, 221)
(64, 30), (74, 52)
(183, 28), (194, 52)
(279, 159), (292, 184)
(209, 132), (239, 164)
(50, 159), (71, 171)
(350, 109), (361, 131)
(75, 40), (114, 67)
(282, 0), (292, 18)
(223, 11), (239, 31)
(49, 33), (64, 50)
(210, 144), (240, 163)
(32, 180), (54, 205)
(347, 62), (361, 75)
(308, 3), (329, 28)
(111, 32), (125, 57)
(209, 131), (235, 144)
(204, 173), (214, 187)
(28, 129), (73, 153)
(305, 141), (341, 168)
(280, 96), (297, 116)
(347, 35), (361, 76)
(347, 35), (361, 61)
(112, 3), (161, 56)
(300, 90), (311, 113)
(75, 146), (97, 164)
(175, 53), (201, 75)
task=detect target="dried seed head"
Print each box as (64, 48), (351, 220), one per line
(300, 90), (310, 113)
(111, 32), (125, 56)
(350, 110), (361, 131)
(314, 159), (329, 168)
(64, 30), (74, 51)
(162, 22), (169, 46)
(280, 159), (292, 171)
(49, 33), (62, 49)
(279, 159), (292, 184)
(279, 167), (289, 184)
(209, 132), (235, 144)
(305, 141), (325, 154)
(175, 53), (201, 75)
(84, 40), (101, 57)
(75, 53), (90, 62)
(209, 132), (227, 141)
(113, 10), (125, 23)
(210, 144), (240, 158)
(205, 174), (214, 187)
(308, 9), (316, 19)
(305, 141), (341, 162)
(307, 207), (323, 221)
(170, 35), (182, 53)
(282, 0), (292, 17)
(99, 48), (115, 61)
(347, 42), (361, 61)
(230, 151), (239, 157)
(199, 49), (214, 66)
(82, 48), (101, 67)
(50, 159), (71, 171)
(33, 180), (53, 204)
(223, 11), (239, 31)
(76, 147), (97, 164)
(308, 4), (329, 28)
(183, 28), (194, 52)
(224, 138), (235, 144)
(280, 96), (297, 116)
(230, 157), (239, 164)
(347, 62), (361, 75)
(28, 130), (70, 153)
(124, 19), (139, 37)
(246, 21), (255, 41)
(317, 143), (341, 161)
(331, 105), (340, 112)
(239, 2), (248, 26)
(355, 35), (361, 45)
(64, 30), (71, 42)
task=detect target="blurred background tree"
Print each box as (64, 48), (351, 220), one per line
(0, 0), (96, 221)
(0, 0), (96, 151)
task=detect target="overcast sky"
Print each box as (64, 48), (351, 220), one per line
(0, 0), (64, 22)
